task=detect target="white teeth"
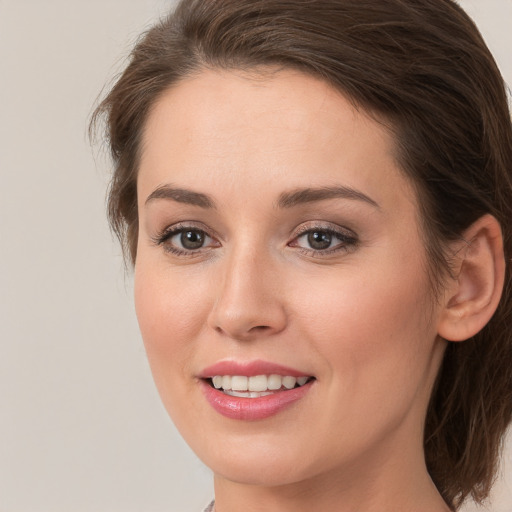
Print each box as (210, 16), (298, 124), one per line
(248, 375), (268, 392)
(210, 374), (311, 393)
(297, 376), (308, 386)
(222, 375), (232, 390)
(267, 374), (282, 390)
(224, 390), (274, 398)
(282, 376), (297, 389)
(231, 375), (248, 391)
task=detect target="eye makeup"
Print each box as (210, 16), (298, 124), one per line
(151, 218), (359, 259)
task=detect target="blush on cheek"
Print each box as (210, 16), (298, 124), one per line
(314, 261), (433, 377)
(134, 264), (210, 367)
(134, 274), (195, 419)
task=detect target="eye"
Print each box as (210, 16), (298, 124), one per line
(304, 230), (335, 250)
(153, 224), (219, 256)
(290, 225), (358, 255)
(173, 229), (210, 250)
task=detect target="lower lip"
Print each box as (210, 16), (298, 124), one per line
(200, 380), (314, 421)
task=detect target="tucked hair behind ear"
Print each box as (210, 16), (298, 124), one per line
(92, 0), (512, 508)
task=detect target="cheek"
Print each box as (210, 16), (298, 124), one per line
(303, 275), (436, 467)
(133, 261), (210, 389)
(297, 251), (436, 402)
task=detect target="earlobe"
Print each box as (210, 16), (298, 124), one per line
(437, 214), (505, 342)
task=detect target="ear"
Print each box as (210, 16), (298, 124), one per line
(437, 214), (506, 342)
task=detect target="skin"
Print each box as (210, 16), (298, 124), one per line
(134, 68), (453, 512)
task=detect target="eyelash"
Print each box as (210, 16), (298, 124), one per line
(152, 222), (358, 258)
(151, 222), (218, 257)
(290, 224), (358, 256)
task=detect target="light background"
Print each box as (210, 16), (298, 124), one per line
(0, 1), (510, 511)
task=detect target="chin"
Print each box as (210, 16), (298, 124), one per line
(185, 425), (336, 488)
(209, 455), (312, 487)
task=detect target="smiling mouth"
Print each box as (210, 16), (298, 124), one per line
(206, 374), (315, 398)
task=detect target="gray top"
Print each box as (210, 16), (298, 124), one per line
(203, 500), (215, 512)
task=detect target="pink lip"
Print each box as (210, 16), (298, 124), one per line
(199, 359), (310, 378)
(199, 379), (314, 421)
(198, 359), (315, 421)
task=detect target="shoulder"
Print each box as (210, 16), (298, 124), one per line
(203, 500), (215, 512)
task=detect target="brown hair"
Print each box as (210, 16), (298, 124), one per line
(92, 0), (512, 508)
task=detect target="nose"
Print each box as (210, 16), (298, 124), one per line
(207, 247), (287, 341)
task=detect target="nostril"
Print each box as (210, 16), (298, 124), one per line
(209, 298), (287, 339)
(250, 325), (271, 332)
(214, 324), (272, 338)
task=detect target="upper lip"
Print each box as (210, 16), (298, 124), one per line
(198, 359), (312, 378)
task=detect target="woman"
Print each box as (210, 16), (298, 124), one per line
(92, 0), (512, 510)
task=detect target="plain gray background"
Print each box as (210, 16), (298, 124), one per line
(0, 1), (511, 511)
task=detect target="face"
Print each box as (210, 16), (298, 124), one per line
(135, 69), (447, 488)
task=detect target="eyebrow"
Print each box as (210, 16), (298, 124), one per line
(144, 184), (379, 210)
(277, 186), (380, 209)
(145, 185), (216, 209)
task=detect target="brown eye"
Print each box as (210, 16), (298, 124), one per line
(291, 226), (358, 255)
(154, 226), (218, 255)
(307, 231), (333, 250)
(180, 230), (206, 250)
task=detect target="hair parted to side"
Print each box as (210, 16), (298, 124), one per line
(91, 0), (512, 509)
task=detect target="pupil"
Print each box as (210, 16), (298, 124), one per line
(181, 230), (204, 249)
(308, 231), (332, 250)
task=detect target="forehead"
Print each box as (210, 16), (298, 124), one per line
(138, 68), (416, 215)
